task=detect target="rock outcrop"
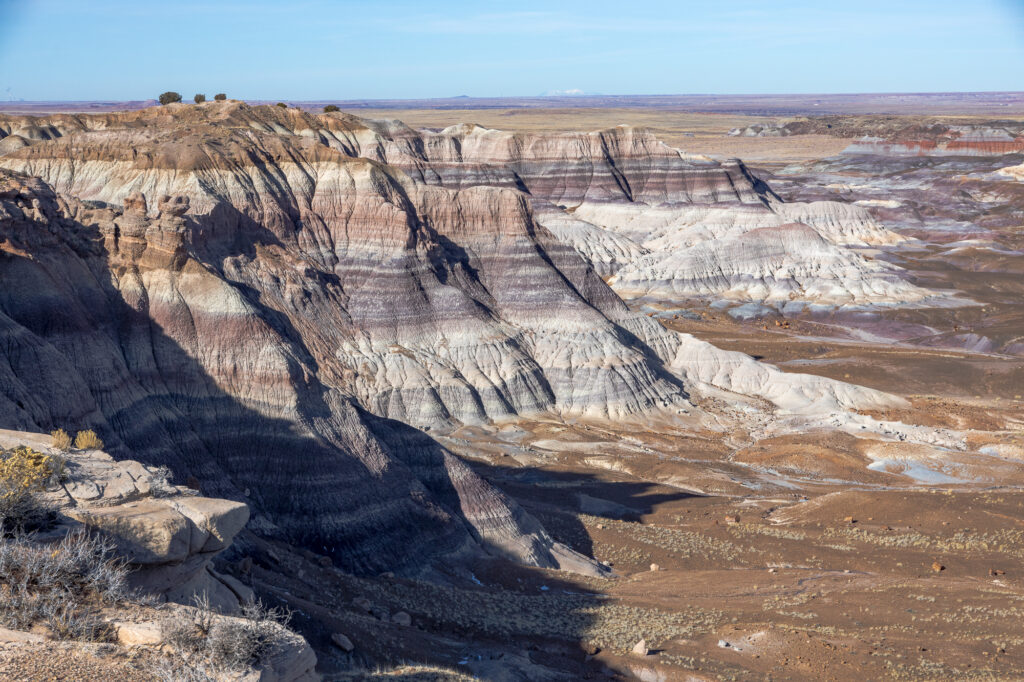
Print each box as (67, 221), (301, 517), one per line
(0, 427), (319, 680)
(0, 428), (249, 612)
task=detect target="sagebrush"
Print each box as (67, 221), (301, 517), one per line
(0, 529), (129, 640)
(160, 594), (293, 673)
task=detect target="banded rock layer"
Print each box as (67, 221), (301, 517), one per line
(0, 168), (606, 577)
(0, 105), (906, 575)
(0, 104), (931, 308)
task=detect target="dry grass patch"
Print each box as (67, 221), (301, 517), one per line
(74, 429), (104, 451)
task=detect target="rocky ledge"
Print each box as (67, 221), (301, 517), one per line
(0, 427), (318, 681)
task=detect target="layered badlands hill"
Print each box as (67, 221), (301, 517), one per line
(0, 168), (606, 578)
(0, 104), (916, 576)
(0, 103), (935, 308)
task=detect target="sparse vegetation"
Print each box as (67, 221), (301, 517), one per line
(158, 91), (182, 105)
(324, 104), (340, 113)
(0, 529), (128, 640)
(158, 594), (294, 676)
(0, 444), (64, 529)
(74, 429), (103, 451)
(193, 93), (206, 104)
(213, 93), (227, 101)
(51, 428), (72, 452)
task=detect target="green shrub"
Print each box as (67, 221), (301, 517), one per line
(159, 91), (182, 105)
(275, 102), (287, 108)
(51, 428), (71, 453)
(213, 93), (227, 101)
(194, 93), (206, 104)
(74, 430), (103, 451)
(323, 104), (340, 113)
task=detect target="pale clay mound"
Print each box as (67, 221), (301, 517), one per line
(998, 162), (1024, 181)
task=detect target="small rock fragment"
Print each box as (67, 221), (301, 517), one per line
(718, 639), (731, 648)
(650, 563), (660, 572)
(391, 611), (412, 626)
(352, 596), (372, 612)
(631, 639), (649, 656)
(932, 562), (945, 573)
(330, 633), (354, 652)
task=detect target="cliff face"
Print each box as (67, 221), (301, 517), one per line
(0, 167), (605, 577)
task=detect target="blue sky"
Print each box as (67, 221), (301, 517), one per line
(1, 0), (1022, 101)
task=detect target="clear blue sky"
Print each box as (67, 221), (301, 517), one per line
(1, 0), (1022, 101)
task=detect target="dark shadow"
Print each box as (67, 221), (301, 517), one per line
(467, 459), (701, 559)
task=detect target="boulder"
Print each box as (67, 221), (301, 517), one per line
(69, 501), (192, 564)
(631, 639), (649, 656)
(391, 611), (412, 627)
(171, 496), (250, 552)
(114, 620), (163, 646)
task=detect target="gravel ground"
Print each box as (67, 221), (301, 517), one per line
(0, 643), (153, 681)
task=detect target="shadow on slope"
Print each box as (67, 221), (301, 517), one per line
(0, 178), (574, 579)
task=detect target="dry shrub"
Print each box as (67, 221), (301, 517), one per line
(0, 445), (64, 529)
(0, 529), (129, 640)
(161, 595), (293, 673)
(74, 429), (103, 451)
(50, 428), (72, 453)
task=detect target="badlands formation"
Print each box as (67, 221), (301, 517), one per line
(0, 100), (1022, 680)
